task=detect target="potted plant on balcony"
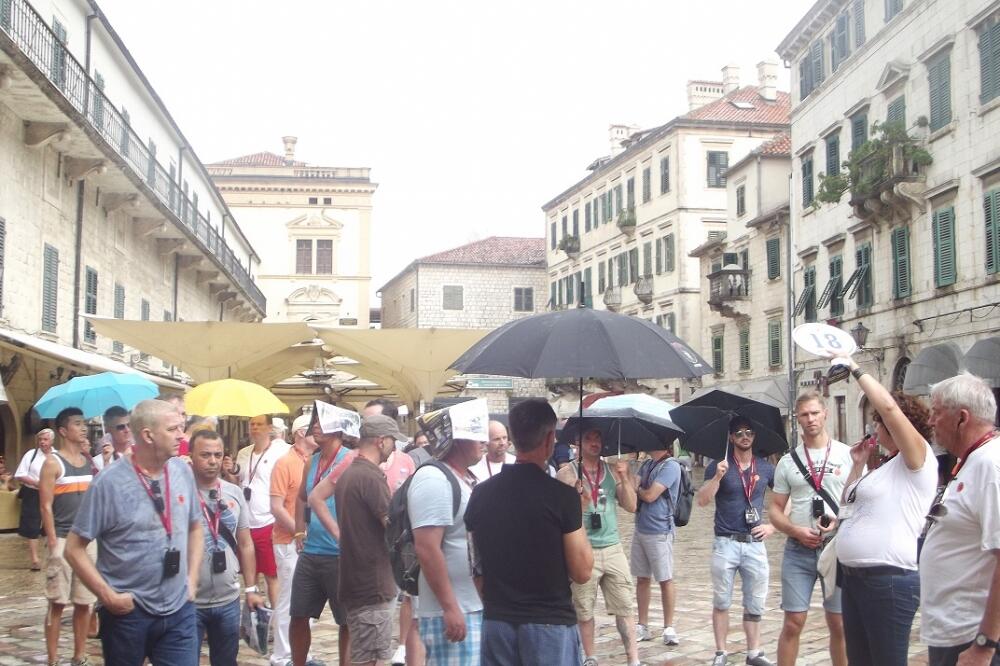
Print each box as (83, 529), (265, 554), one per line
(616, 207), (637, 236)
(814, 121), (932, 213)
(557, 235), (581, 259)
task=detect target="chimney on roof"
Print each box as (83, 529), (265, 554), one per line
(722, 64), (741, 94)
(686, 80), (725, 110)
(608, 124), (639, 157)
(757, 60), (779, 102)
(281, 136), (298, 164)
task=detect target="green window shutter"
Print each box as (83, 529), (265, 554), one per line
(0, 0), (11, 30)
(928, 53), (952, 132)
(712, 334), (724, 374)
(800, 56), (813, 99)
(851, 113), (868, 152)
(655, 238), (663, 274)
(660, 157), (670, 193)
(707, 151), (729, 187)
(829, 256), (844, 316)
(766, 238), (781, 279)
(804, 266), (817, 322)
(628, 248), (639, 283)
(887, 96), (906, 127)
(986, 190), (1000, 274)
(739, 328), (750, 371)
(825, 133), (840, 177)
(618, 253), (627, 286)
(666, 313), (676, 334)
(42, 244), (59, 333)
(584, 204), (591, 232)
(664, 234), (675, 272)
(550, 282), (557, 307)
(980, 22), (1000, 104)
(572, 209), (579, 237)
(583, 268), (593, 307)
(768, 320), (782, 367)
(932, 207), (957, 287)
(891, 227), (911, 298)
(856, 243), (873, 307)
(811, 40), (825, 87)
(643, 241), (653, 277)
(113, 283), (126, 354)
(598, 263), (606, 294)
(802, 157), (814, 206)
(853, 0), (866, 46)
(550, 222), (557, 250)
(83, 267), (98, 343)
(642, 168), (651, 203)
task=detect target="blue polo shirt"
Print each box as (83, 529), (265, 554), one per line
(635, 457), (681, 535)
(704, 456), (775, 536)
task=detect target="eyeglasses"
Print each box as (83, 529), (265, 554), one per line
(115, 423), (131, 431)
(925, 499), (948, 522)
(732, 429), (755, 438)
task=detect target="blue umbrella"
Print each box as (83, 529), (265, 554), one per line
(35, 372), (159, 418)
(586, 393), (675, 419)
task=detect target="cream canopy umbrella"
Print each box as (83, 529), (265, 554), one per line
(86, 317), (316, 384)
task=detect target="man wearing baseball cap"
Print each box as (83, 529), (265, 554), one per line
(312, 414), (407, 666)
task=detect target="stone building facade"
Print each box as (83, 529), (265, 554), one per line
(777, 0), (1000, 433)
(207, 137), (375, 327)
(543, 63), (790, 401)
(0, 0), (264, 458)
(380, 237), (547, 413)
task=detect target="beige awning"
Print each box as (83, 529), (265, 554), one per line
(86, 317), (316, 384)
(316, 327), (491, 406)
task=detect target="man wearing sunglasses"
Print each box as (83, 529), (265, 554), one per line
(696, 419), (776, 666)
(93, 406), (133, 472)
(921, 373), (1000, 666)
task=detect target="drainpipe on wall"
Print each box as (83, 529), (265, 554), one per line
(71, 181), (85, 349)
(786, 173), (798, 447)
(172, 253), (179, 326)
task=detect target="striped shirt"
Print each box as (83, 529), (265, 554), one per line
(52, 451), (94, 537)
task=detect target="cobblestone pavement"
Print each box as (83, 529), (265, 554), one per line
(0, 492), (930, 665)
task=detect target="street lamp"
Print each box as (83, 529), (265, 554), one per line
(850, 321), (870, 348)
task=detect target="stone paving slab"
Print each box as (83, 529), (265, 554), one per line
(0, 494), (929, 665)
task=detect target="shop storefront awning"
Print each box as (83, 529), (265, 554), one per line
(964, 336), (1000, 388)
(903, 342), (966, 395)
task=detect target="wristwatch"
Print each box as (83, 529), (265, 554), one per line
(974, 633), (999, 649)
(244, 585), (259, 594)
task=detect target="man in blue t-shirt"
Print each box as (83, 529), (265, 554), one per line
(695, 418), (777, 666)
(631, 441), (682, 647)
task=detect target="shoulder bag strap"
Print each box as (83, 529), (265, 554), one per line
(789, 447), (839, 515)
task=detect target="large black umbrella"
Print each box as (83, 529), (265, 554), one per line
(559, 410), (684, 457)
(670, 390), (788, 460)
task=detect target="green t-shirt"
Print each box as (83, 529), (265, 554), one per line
(578, 461), (620, 548)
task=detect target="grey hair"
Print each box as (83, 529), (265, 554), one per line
(930, 372), (997, 424)
(131, 399), (181, 439)
(35, 428), (55, 441)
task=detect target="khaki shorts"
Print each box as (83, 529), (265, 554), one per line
(346, 601), (395, 664)
(45, 537), (97, 606)
(570, 542), (634, 620)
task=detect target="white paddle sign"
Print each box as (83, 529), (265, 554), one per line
(792, 323), (857, 359)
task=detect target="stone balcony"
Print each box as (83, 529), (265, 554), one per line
(707, 266), (750, 319)
(849, 144), (927, 223)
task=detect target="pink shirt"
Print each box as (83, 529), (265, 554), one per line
(380, 451), (416, 496)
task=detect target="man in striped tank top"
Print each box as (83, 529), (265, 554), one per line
(38, 407), (97, 666)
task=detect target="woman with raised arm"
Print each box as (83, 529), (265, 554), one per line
(831, 353), (938, 666)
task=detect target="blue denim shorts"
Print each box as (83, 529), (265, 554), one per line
(711, 536), (769, 615)
(780, 540), (841, 613)
(482, 620), (581, 666)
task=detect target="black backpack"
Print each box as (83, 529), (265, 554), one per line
(385, 460), (461, 595)
(670, 459), (695, 527)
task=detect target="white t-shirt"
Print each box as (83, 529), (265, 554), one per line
(14, 448), (48, 484)
(920, 435), (1000, 647)
(773, 439), (853, 528)
(406, 464), (482, 618)
(835, 442), (937, 569)
(236, 440), (292, 529)
(469, 452), (515, 483)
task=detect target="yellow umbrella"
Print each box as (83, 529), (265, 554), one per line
(185, 379), (289, 417)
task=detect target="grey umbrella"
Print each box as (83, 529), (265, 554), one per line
(964, 336), (1000, 388)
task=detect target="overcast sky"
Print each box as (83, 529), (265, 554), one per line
(98, 0), (813, 298)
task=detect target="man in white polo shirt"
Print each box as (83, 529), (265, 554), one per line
(470, 420), (515, 484)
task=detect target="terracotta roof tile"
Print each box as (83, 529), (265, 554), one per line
(683, 86), (790, 125)
(418, 237), (546, 266)
(209, 151), (307, 167)
(756, 132), (791, 157)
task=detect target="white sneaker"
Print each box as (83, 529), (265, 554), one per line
(391, 645), (405, 666)
(662, 626), (680, 646)
(711, 652), (728, 666)
(635, 623), (652, 641)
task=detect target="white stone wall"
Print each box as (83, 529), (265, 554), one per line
(414, 264), (548, 329)
(380, 267), (418, 329)
(780, 0), (1000, 436)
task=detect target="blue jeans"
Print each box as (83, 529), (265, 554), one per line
(197, 600), (241, 666)
(482, 619), (581, 666)
(99, 601), (198, 666)
(841, 567), (919, 666)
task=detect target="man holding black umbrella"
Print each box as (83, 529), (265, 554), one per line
(557, 428), (641, 666)
(696, 418), (777, 666)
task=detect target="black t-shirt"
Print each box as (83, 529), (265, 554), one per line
(464, 462), (582, 625)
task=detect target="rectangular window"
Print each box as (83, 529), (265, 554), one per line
(139, 299), (150, 360)
(831, 12), (850, 72)
(315, 239), (333, 274)
(584, 203), (591, 233)
(854, 0), (866, 47)
(572, 209), (579, 237)
(712, 333), (724, 374)
(800, 40), (825, 99)
(561, 215), (568, 238)
(856, 243), (874, 307)
(766, 238), (781, 279)
(804, 265), (818, 322)
(296, 239), (312, 274)
(739, 327), (750, 371)
(550, 282), (557, 308)
(565, 275), (575, 305)
(598, 262), (606, 294)
(932, 206), (957, 287)
(707, 151), (729, 188)
(308, 197), (318, 205)
(642, 167), (651, 203)
(626, 177), (635, 209)
(660, 156), (670, 194)
(628, 248), (639, 284)
(826, 133), (841, 177)
(323, 197), (332, 205)
(736, 185), (746, 217)
(802, 156), (815, 207)
(768, 320), (782, 367)
(615, 184), (623, 213)
(980, 20), (1000, 104)
(550, 221), (557, 250)
(442, 285), (463, 310)
(164, 310), (172, 322)
(410, 288), (415, 312)
(666, 312), (676, 334)
(514, 287), (534, 312)
(83, 267), (98, 343)
(928, 52), (952, 131)
(655, 237), (663, 274)
(93, 71), (105, 130)
(986, 189), (1000, 274)
(607, 258), (614, 288)
(664, 234), (675, 272)
(851, 112), (868, 152)
(885, 0), (903, 22)
(42, 244), (59, 333)
(617, 253), (628, 286)
(113, 283), (125, 354)
(886, 96), (906, 127)
(817, 255), (845, 317)
(890, 227), (911, 298)
(51, 18), (67, 90)
(583, 268), (593, 307)
(643, 241), (653, 277)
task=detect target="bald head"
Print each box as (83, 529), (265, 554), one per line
(486, 420), (510, 463)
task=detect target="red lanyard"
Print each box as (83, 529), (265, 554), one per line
(197, 485), (221, 546)
(314, 445), (342, 488)
(952, 430), (998, 478)
(802, 442), (831, 492)
(247, 443), (273, 485)
(132, 462), (171, 539)
(733, 454), (757, 503)
(581, 461), (604, 507)
(486, 460), (502, 478)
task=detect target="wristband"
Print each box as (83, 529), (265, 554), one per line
(851, 367), (865, 380)
(244, 585), (259, 594)
(293, 531), (306, 539)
